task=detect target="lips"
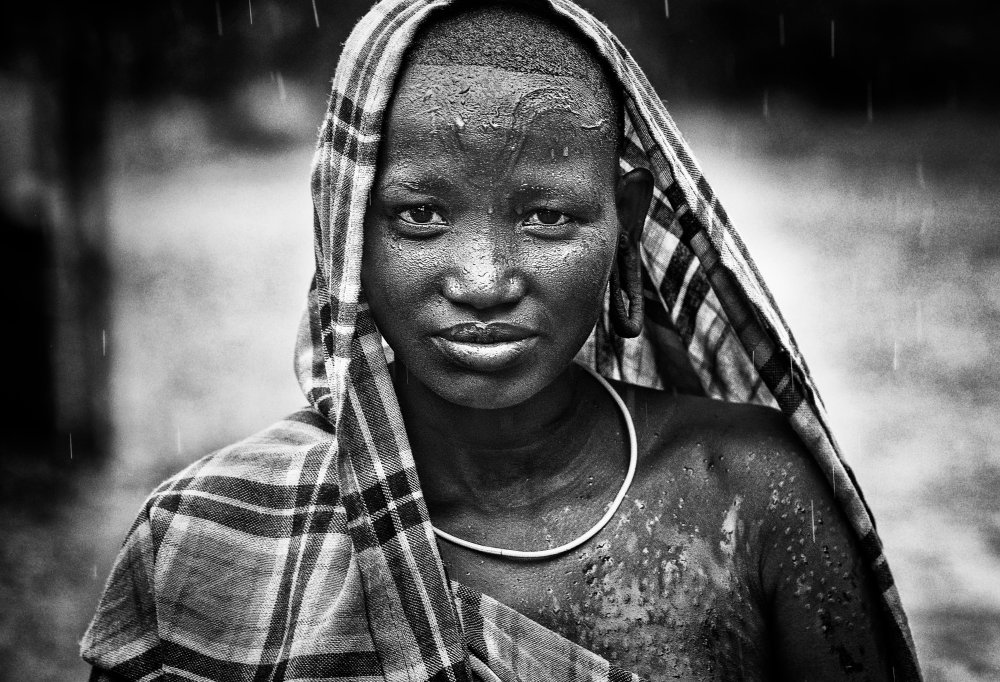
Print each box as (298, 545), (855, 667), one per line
(432, 322), (538, 372)
(437, 322), (534, 343)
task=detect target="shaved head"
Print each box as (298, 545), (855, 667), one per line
(406, 2), (623, 144)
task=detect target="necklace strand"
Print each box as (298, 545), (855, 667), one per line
(431, 363), (638, 559)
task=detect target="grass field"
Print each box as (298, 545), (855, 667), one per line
(2, 93), (998, 680)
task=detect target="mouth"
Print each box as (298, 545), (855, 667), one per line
(437, 322), (534, 343)
(432, 322), (538, 372)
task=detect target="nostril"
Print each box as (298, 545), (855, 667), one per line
(443, 268), (526, 309)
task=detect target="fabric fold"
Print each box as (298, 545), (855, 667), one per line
(453, 582), (646, 682)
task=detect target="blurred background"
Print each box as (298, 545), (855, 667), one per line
(1, 0), (998, 679)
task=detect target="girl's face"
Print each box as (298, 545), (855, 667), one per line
(362, 63), (627, 409)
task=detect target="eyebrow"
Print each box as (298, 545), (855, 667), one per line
(517, 183), (605, 216)
(380, 173), (602, 207)
(379, 175), (452, 195)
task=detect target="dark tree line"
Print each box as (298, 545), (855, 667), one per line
(4, 0), (996, 108)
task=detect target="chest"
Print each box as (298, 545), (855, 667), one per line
(438, 497), (769, 681)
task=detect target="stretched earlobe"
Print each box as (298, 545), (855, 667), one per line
(610, 167), (654, 338)
(609, 243), (644, 338)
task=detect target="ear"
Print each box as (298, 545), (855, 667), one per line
(616, 167), (654, 245)
(609, 167), (654, 338)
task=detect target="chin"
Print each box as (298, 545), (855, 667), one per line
(432, 368), (547, 410)
(389, 335), (583, 410)
(409, 351), (570, 410)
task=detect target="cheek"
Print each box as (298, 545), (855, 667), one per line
(530, 230), (616, 324)
(363, 228), (430, 301)
(360, 225), (438, 340)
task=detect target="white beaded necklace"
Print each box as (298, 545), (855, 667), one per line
(432, 363), (638, 559)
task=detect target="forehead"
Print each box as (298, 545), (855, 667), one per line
(380, 64), (618, 184)
(392, 62), (613, 120)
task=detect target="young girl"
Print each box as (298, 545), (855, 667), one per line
(83, 1), (921, 680)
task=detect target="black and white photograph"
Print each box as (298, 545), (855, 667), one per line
(1, 0), (997, 679)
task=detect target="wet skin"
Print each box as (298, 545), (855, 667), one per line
(363, 64), (639, 410)
(363, 64), (891, 680)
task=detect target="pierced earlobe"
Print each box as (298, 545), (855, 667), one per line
(610, 167), (653, 339)
(609, 235), (644, 338)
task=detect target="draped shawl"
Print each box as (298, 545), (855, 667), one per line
(82, 0), (921, 680)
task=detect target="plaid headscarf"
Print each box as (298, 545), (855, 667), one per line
(82, 1), (921, 680)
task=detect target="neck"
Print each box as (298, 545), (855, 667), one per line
(393, 362), (614, 516)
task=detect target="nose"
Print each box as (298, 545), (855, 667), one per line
(442, 236), (527, 310)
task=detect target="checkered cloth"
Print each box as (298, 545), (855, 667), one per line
(82, 0), (921, 680)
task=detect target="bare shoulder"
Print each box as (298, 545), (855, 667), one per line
(616, 382), (893, 679)
(617, 381), (822, 506)
(620, 382), (855, 575)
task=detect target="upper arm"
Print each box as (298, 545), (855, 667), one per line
(80, 504), (163, 679)
(753, 429), (892, 680)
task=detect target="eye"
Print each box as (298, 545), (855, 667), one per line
(523, 209), (572, 227)
(398, 205), (447, 226)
